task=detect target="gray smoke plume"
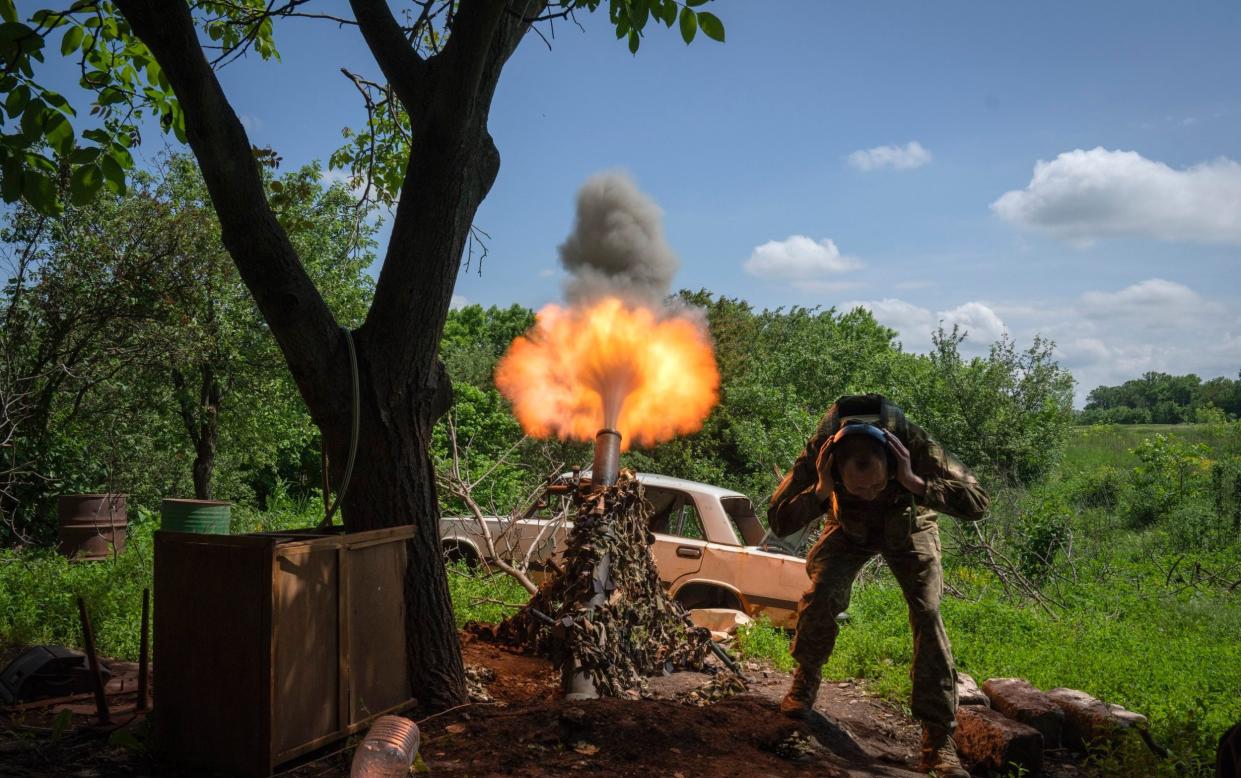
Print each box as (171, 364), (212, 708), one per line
(558, 172), (679, 306)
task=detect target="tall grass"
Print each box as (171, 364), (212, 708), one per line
(1063, 423), (1221, 473)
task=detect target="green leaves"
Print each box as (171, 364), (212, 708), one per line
(69, 163), (103, 205)
(59, 24), (82, 55)
(678, 6), (697, 44)
(0, 152), (20, 201)
(5, 83), (29, 114)
(593, 0), (724, 52)
(697, 12), (725, 42)
(0, 2), (281, 215)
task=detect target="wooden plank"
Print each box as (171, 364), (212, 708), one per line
(271, 545), (340, 757)
(156, 530), (273, 549)
(341, 525), (418, 550)
(154, 532), (273, 777)
(269, 541), (280, 768)
(154, 527), (419, 776)
(346, 539), (411, 724)
(337, 545), (351, 733)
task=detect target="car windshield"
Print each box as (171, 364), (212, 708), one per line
(721, 496), (766, 546)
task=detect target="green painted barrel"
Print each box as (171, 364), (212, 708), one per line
(161, 498), (231, 534)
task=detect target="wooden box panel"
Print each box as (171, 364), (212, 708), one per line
(154, 534), (273, 777)
(154, 525), (418, 777)
(273, 544), (340, 758)
(347, 538), (411, 721)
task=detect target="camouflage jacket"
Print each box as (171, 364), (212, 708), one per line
(768, 397), (989, 544)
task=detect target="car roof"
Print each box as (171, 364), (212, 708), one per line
(570, 469), (751, 502)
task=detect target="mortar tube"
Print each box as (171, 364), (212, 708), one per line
(563, 550), (612, 700)
(592, 428), (621, 486)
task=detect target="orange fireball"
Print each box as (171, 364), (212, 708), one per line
(495, 297), (719, 449)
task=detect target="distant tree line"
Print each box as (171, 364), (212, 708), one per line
(1079, 372), (1241, 425)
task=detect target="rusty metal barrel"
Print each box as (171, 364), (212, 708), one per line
(160, 498), (231, 534)
(57, 494), (127, 560)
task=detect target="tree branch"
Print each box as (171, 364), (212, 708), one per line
(114, 0), (347, 426)
(348, 0), (428, 114)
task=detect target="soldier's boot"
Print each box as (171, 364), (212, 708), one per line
(917, 727), (969, 777)
(779, 664), (822, 718)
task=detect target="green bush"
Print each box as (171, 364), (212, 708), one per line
(1072, 465), (1125, 511)
(734, 616), (795, 672)
(228, 478), (325, 534)
(0, 511), (157, 660)
(1010, 487), (1073, 581)
(1210, 456), (1241, 532)
(445, 562), (529, 628)
(1123, 434), (1210, 528)
(1164, 501), (1232, 552)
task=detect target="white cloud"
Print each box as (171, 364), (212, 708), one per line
(319, 167), (382, 206)
(844, 279), (1240, 406)
(842, 298), (1006, 351)
(1078, 277), (1201, 315)
(992, 147), (1241, 245)
(450, 294), (470, 310)
(939, 301), (1007, 343)
(743, 236), (863, 285)
(1003, 279), (1238, 404)
(847, 141), (933, 172)
(843, 298), (933, 339)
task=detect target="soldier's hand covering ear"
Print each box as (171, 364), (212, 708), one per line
(885, 430), (927, 496)
(814, 443), (835, 502)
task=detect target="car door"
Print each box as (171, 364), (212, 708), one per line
(644, 485), (706, 587)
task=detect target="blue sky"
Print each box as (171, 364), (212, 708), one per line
(34, 0), (1241, 402)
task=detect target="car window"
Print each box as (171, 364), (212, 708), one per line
(670, 500), (705, 540)
(722, 496), (766, 546)
(644, 486), (703, 540)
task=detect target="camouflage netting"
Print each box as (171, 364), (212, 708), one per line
(488, 471), (717, 697)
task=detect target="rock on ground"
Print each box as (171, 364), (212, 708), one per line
(955, 672), (989, 707)
(955, 704), (1044, 775)
(983, 677), (1065, 748)
(1046, 687), (1134, 751)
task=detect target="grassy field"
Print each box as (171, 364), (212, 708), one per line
(1061, 422), (1222, 472)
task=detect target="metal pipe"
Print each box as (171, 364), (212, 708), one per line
(76, 597), (111, 725)
(592, 428), (621, 486)
(137, 587), (150, 712)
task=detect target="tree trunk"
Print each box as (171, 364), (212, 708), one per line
(191, 432), (216, 500)
(173, 362), (221, 501)
(324, 334), (464, 708)
(114, 0), (544, 712)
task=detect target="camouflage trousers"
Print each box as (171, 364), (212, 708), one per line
(790, 517), (959, 735)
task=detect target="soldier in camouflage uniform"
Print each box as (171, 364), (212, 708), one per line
(768, 394), (988, 777)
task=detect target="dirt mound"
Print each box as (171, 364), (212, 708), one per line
(408, 634), (927, 777)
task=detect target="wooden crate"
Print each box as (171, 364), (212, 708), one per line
(154, 525), (418, 776)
